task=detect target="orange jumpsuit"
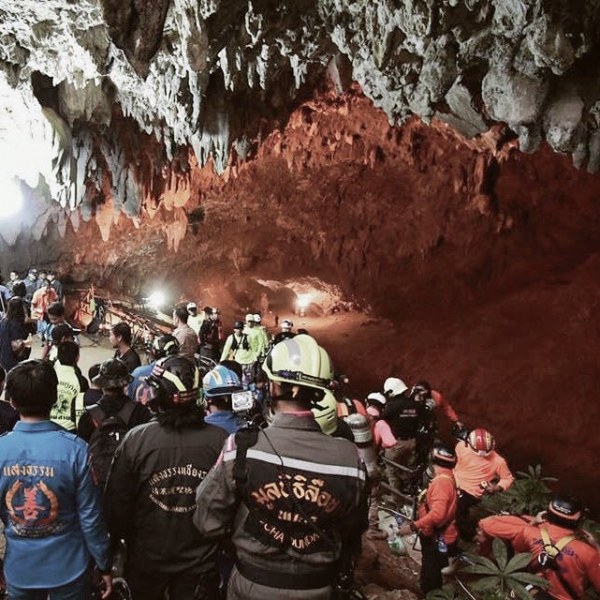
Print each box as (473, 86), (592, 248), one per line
(478, 516), (600, 600)
(413, 468), (458, 593)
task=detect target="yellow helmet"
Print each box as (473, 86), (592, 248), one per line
(262, 334), (334, 392)
(311, 391), (338, 435)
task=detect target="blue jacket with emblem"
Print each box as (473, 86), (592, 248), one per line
(0, 420), (111, 588)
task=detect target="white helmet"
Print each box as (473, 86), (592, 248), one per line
(253, 313), (262, 323)
(366, 392), (386, 406)
(245, 313), (254, 324)
(186, 302), (197, 311)
(383, 377), (408, 398)
(281, 319), (293, 331)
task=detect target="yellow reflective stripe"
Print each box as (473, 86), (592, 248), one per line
(161, 369), (186, 391)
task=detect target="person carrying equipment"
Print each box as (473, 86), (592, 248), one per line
(398, 446), (458, 593)
(105, 356), (228, 600)
(221, 321), (257, 386)
(194, 334), (368, 600)
(476, 496), (600, 600)
(379, 377), (431, 494)
(77, 359), (151, 488)
(453, 428), (514, 540)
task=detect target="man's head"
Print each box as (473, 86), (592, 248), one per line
(6, 297), (25, 321)
(6, 359), (57, 418)
(51, 323), (75, 345)
(365, 392), (386, 417)
(253, 314), (262, 325)
(39, 270), (47, 281)
(93, 358), (132, 392)
(28, 268), (38, 281)
(245, 313), (254, 328)
(9, 271), (18, 282)
(546, 496), (584, 529)
(186, 302), (197, 315)
(151, 334), (180, 361)
(110, 322), (132, 348)
(88, 364), (101, 389)
(233, 321), (244, 333)
(280, 319), (293, 332)
(467, 428), (496, 457)
(46, 271), (56, 282)
(410, 380), (432, 402)
(172, 305), (189, 326)
(383, 377), (408, 399)
(262, 334), (333, 407)
(146, 355), (201, 411)
(431, 445), (457, 470)
(202, 364), (243, 412)
(47, 302), (65, 325)
(57, 341), (80, 367)
(39, 279), (51, 292)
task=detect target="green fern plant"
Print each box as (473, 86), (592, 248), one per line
(481, 464), (557, 515)
(460, 538), (549, 599)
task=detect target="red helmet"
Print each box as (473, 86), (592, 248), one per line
(468, 429), (495, 454)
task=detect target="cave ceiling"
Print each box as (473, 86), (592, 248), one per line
(0, 0), (599, 243)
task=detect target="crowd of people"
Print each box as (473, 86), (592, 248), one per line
(0, 288), (598, 600)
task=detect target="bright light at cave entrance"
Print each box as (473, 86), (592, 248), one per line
(0, 177), (23, 219)
(147, 291), (166, 311)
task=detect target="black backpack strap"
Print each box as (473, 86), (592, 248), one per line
(116, 401), (136, 427)
(233, 426), (260, 500)
(87, 404), (107, 428)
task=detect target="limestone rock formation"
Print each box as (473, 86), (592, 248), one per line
(0, 0), (599, 242)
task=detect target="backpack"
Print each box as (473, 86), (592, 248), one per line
(231, 333), (250, 352)
(87, 402), (136, 488)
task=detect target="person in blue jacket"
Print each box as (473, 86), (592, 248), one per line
(202, 362), (246, 434)
(0, 359), (112, 599)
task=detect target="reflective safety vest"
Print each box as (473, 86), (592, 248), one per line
(52, 363), (81, 431)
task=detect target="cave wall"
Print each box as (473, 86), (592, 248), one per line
(4, 89), (600, 512)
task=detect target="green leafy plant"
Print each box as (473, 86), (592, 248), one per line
(481, 464), (557, 515)
(426, 583), (459, 600)
(460, 539), (549, 599)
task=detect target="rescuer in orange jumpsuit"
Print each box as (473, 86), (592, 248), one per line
(476, 496), (600, 600)
(397, 445), (458, 593)
(453, 428), (514, 540)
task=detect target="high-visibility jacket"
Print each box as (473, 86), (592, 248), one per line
(52, 363), (82, 431)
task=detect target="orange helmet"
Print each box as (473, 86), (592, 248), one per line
(468, 429), (495, 454)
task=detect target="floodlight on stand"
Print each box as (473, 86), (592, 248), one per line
(296, 293), (312, 317)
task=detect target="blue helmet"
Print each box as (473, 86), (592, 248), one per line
(203, 364), (243, 398)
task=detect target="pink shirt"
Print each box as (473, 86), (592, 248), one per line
(373, 419), (397, 449)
